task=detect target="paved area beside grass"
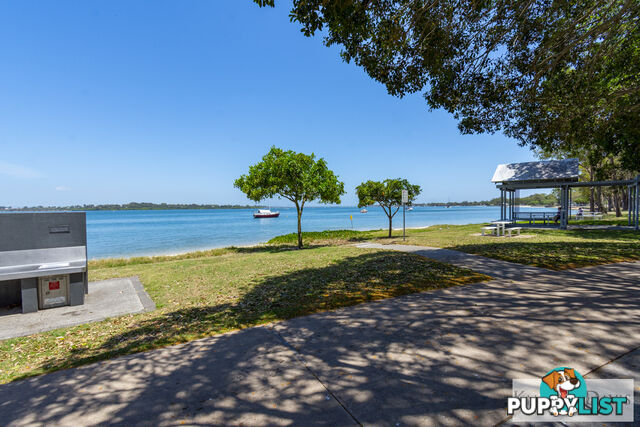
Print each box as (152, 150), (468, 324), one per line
(0, 277), (155, 340)
(1, 256), (639, 425)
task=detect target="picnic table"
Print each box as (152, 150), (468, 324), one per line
(482, 221), (522, 237)
(491, 220), (512, 236)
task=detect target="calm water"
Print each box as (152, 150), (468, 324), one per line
(85, 206), (556, 259)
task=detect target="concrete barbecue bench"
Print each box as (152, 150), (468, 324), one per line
(0, 212), (88, 313)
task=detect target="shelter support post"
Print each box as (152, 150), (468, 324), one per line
(633, 185), (638, 229)
(561, 185), (569, 229)
(635, 175), (640, 230)
(503, 189), (507, 220)
(629, 186), (632, 226)
(509, 190), (516, 222)
(512, 190), (516, 222)
(631, 183), (636, 229)
(629, 185), (636, 228)
(567, 186), (572, 227)
(559, 186), (564, 229)
(569, 188), (572, 219)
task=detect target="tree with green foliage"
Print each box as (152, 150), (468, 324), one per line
(254, 0), (639, 168)
(235, 147), (345, 248)
(535, 144), (638, 216)
(356, 179), (421, 237)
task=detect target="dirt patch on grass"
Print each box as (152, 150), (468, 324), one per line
(468, 233), (536, 239)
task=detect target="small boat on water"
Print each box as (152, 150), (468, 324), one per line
(407, 206), (414, 211)
(253, 209), (280, 218)
(360, 208), (368, 213)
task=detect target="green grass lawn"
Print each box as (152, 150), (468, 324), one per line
(384, 225), (640, 270)
(0, 245), (486, 384)
(569, 214), (634, 227)
(271, 214), (640, 270)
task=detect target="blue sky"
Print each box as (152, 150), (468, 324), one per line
(0, 1), (540, 207)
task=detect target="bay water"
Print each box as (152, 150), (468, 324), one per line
(85, 206), (555, 259)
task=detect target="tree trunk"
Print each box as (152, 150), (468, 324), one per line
(614, 189), (622, 217)
(596, 187), (605, 213)
(297, 211), (303, 248)
(378, 204), (394, 237)
(296, 204), (303, 249)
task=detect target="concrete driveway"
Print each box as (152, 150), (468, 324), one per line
(1, 247), (639, 426)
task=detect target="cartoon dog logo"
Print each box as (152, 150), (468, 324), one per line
(541, 368), (581, 416)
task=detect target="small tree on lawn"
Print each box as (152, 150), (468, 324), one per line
(235, 146), (345, 249)
(356, 179), (421, 237)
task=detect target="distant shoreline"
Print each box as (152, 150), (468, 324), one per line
(2, 203), (558, 212)
(2, 191), (560, 211)
(1, 203), (264, 211)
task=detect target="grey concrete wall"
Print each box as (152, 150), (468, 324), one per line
(0, 212), (86, 251)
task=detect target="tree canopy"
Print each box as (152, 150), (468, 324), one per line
(254, 0), (639, 169)
(356, 178), (421, 236)
(234, 146), (345, 248)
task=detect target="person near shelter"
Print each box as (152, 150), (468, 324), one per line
(553, 206), (562, 224)
(577, 207), (584, 219)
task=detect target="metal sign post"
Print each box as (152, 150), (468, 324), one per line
(402, 190), (408, 241)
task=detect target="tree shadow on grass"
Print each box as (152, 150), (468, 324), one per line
(448, 238), (640, 269)
(537, 227), (640, 241)
(2, 257), (640, 425)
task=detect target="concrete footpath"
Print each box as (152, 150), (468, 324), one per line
(1, 248), (639, 426)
